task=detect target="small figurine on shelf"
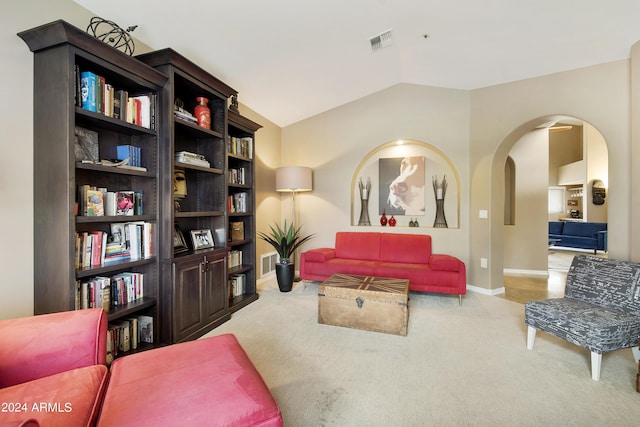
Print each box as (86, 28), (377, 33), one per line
(194, 97), (211, 129)
(380, 210), (388, 226)
(229, 94), (239, 113)
(388, 215), (396, 227)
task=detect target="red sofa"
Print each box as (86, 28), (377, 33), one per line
(0, 309), (282, 427)
(300, 232), (466, 302)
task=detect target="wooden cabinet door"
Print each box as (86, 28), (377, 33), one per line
(172, 256), (204, 342)
(203, 255), (227, 324)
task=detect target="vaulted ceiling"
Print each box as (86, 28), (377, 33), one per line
(75, 0), (640, 127)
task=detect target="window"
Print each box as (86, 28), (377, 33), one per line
(548, 187), (565, 214)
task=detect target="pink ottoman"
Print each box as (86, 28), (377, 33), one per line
(96, 334), (282, 426)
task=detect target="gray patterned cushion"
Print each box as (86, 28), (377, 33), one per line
(525, 255), (640, 354)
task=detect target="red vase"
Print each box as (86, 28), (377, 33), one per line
(388, 215), (396, 227)
(194, 97), (211, 129)
(380, 211), (388, 226)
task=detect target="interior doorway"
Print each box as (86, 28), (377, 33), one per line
(500, 117), (609, 302)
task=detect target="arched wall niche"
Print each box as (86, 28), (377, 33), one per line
(350, 139), (461, 228)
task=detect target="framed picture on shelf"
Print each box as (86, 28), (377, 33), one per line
(190, 229), (214, 250)
(173, 223), (189, 254)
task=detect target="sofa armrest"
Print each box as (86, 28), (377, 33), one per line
(0, 308), (107, 388)
(597, 230), (608, 251)
(430, 254), (463, 272)
(302, 248), (336, 262)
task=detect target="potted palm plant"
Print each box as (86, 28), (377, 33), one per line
(258, 221), (315, 292)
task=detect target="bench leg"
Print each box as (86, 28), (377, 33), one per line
(527, 326), (536, 350)
(591, 351), (602, 381)
(459, 294), (462, 306)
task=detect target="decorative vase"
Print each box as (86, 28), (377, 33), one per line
(357, 176), (371, 226)
(275, 262), (295, 292)
(388, 215), (396, 227)
(380, 210), (388, 226)
(194, 97), (211, 129)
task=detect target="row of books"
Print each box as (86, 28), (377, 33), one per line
(228, 250), (243, 269)
(229, 273), (246, 297)
(75, 222), (153, 268)
(228, 167), (247, 185)
(228, 192), (248, 213)
(78, 186), (143, 217)
(75, 272), (144, 311)
(116, 145), (143, 168)
(106, 315), (153, 365)
(76, 67), (156, 129)
(227, 136), (253, 159)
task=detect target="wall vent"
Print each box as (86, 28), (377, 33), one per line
(260, 251), (278, 277)
(370, 29), (393, 52)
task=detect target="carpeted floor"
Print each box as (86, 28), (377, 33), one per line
(204, 278), (640, 426)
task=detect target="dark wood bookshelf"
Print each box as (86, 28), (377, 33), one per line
(20, 20), (166, 348)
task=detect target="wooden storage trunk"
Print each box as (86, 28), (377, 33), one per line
(318, 274), (409, 336)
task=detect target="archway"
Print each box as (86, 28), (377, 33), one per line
(493, 115), (609, 294)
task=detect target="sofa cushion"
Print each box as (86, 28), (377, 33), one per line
(525, 298), (640, 353)
(303, 248), (335, 262)
(335, 232), (380, 261)
(562, 221), (607, 237)
(548, 221), (564, 235)
(565, 255), (640, 316)
(379, 233), (431, 263)
(0, 365), (107, 427)
(97, 334), (282, 427)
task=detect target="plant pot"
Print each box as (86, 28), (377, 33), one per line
(275, 262), (295, 292)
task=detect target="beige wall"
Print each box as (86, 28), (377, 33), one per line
(1, 0), (116, 319)
(280, 83), (471, 263)
(503, 129), (549, 273)
(470, 60), (632, 292)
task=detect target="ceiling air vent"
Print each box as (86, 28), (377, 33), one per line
(370, 29), (393, 52)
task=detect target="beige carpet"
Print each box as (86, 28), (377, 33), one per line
(204, 278), (640, 426)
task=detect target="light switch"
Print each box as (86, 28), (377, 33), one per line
(479, 210), (488, 219)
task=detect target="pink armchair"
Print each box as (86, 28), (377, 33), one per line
(0, 309), (108, 427)
(1, 309), (283, 427)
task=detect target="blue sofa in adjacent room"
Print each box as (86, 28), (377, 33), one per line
(548, 221), (608, 253)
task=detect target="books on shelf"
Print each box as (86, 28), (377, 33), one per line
(228, 167), (246, 185)
(75, 221), (153, 268)
(106, 315), (151, 365)
(76, 67), (156, 129)
(228, 192), (248, 213)
(229, 273), (246, 297)
(77, 186), (144, 217)
(175, 151), (210, 168)
(75, 272), (145, 311)
(174, 108), (197, 123)
(228, 250), (243, 268)
(227, 136), (253, 159)
(116, 145), (141, 167)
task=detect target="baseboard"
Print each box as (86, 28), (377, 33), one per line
(466, 284), (505, 296)
(503, 268), (548, 277)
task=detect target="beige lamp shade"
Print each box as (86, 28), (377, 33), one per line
(276, 166), (312, 192)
